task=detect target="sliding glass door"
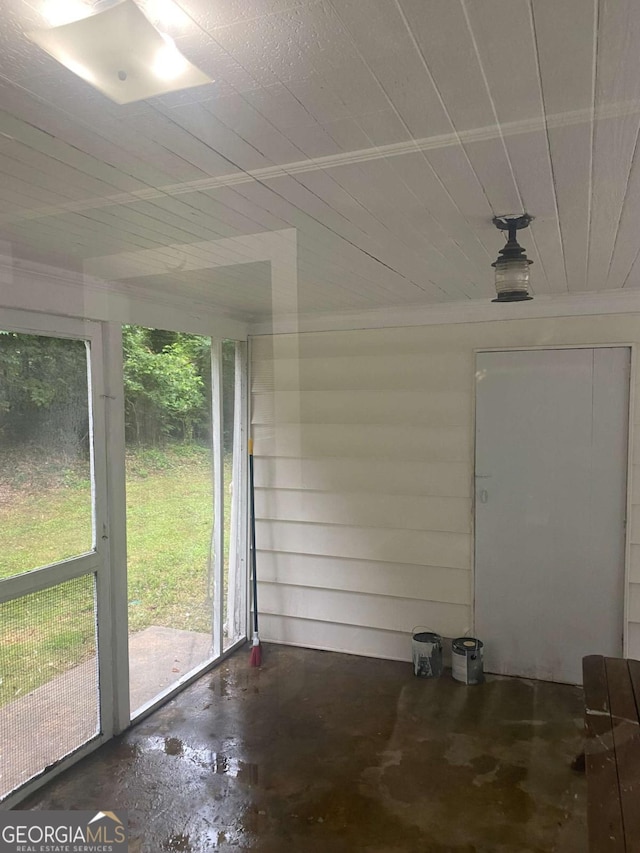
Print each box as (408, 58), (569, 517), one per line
(0, 313), (110, 802)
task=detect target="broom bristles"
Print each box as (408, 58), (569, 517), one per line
(249, 633), (262, 667)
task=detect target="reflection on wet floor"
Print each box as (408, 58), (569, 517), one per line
(162, 832), (192, 852)
(141, 735), (259, 783)
(18, 643), (587, 852)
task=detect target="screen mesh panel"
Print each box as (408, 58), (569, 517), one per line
(0, 573), (99, 799)
(0, 332), (93, 579)
(124, 326), (214, 715)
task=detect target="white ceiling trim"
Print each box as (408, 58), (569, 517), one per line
(4, 98), (640, 225)
(249, 287), (640, 336)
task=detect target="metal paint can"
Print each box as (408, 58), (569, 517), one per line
(452, 637), (484, 685)
(411, 627), (443, 678)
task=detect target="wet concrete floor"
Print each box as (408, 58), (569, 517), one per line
(19, 644), (586, 852)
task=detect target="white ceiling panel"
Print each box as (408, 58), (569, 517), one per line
(588, 0), (640, 290)
(327, 1), (453, 140)
(529, 0), (597, 292)
(400, 0), (496, 133)
(544, 122), (593, 290)
(0, 0), (639, 321)
(604, 147), (640, 291)
(462, 0), (542, 125)
(175, 0), (314, 31)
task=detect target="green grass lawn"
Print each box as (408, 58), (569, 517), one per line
(0, 445), (233, 708)
(126, 444), (215, 635)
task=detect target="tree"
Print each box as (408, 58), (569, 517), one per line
(0, 326), (234, 452)
(0, 331), (89, 453)
(122, 326), (209, 445)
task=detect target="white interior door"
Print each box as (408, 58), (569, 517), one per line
(474, 348), (629, 684)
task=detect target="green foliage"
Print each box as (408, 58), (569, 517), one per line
(0, 333), (88, 450)
(1, 326), (238, 450)
(123, 325), (210, 445)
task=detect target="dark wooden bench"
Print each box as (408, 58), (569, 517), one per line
(583, 655), (640, 851)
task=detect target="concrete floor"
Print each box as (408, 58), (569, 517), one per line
(1, 626), (212, 799)
(19, 644), (587, 853)
(129, 625), (213, 713)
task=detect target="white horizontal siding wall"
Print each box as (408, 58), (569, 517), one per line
(251, 312), (640, 662)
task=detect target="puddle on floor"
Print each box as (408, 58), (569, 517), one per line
(162, 833), (191, 852)
(141, 736), (259, 783)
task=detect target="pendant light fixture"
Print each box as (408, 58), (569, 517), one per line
(491, 214), (534, 302)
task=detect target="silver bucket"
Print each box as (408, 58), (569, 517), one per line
(452, 637), (484, 685)
(411, 627), (443, 678)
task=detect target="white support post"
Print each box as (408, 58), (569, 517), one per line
(227, 341), (248, 644)
(246, 337), (253, 639)
(211, 339), (224, 659)
(86, 327), (114, 744)
(101, 322), (130, 733)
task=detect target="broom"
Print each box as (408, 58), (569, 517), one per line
(248, 438), (262, 667)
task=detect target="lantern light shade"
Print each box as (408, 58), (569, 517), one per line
(491, 214), (534, 302)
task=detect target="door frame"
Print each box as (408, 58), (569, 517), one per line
(0, 309), (115, 809)
(472, 343), (635, 661)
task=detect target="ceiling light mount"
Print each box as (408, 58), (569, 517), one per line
(491, 213), (534, 302)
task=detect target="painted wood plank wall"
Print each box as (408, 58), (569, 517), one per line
(251, 313), (640, 662)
